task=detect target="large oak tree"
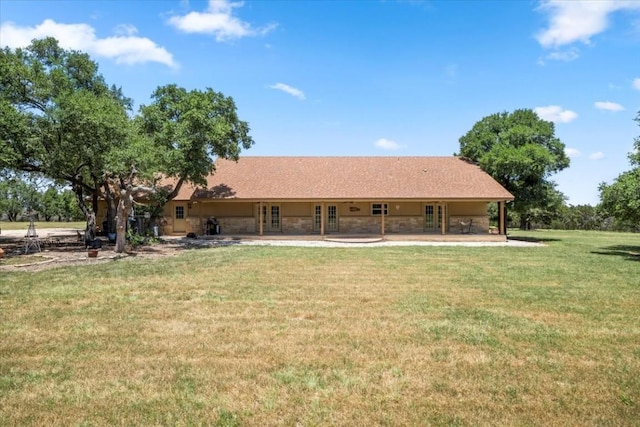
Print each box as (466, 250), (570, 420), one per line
(458, 109), (570, 229)
(1, 38), (254, 252)
(0, 37), (130, 240)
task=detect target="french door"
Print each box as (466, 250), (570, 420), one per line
(260, 204), (281, 232)
(424, 204), (444, 231)
(314, 204), (338, 232)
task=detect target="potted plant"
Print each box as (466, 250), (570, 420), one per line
(86, 238), (102, 258)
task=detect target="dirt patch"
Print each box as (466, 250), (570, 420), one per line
(0, 234), (190, 272)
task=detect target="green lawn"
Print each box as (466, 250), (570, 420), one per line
(1, 230), (639, 426)
(0, 220), (85, 231)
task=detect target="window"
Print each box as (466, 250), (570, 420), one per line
(371, 203), (388, 216)
(175, 206), (185, 219)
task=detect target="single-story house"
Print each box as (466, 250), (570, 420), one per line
(148, 156), (514, 240)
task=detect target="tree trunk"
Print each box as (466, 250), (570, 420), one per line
(519, 216), (528, 230)
(92, 192), (99, 221)
(85, 212), (96, 244)
(110, 166), (154, 253)
(102, 182), (117, 235)
(106, 195), (116, 234)
(114, 187), (133, 253)
(73, 179), (97, 241)
(115, 197), (128, 253)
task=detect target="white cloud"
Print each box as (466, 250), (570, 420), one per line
(113, 24), (138, 37)
(633, 78), (640, 90)
(0, 19), (176, 68)
(589, 152), (605, 160)
(536, 0), (640, 48)
(268, 83), (305, 100)
(564, 148), (581, 158)
(374, 138), (402, 150)
(594, 101), (625, 112)
(534, 105), (578, 123)
(540, 48), (580, 64)
(167, 0), (277, 41)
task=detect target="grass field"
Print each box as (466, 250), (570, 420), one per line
(0, 220), (86, 231)
(1, 230), (639, 426)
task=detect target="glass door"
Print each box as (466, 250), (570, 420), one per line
(425, 204), (444, 232)
(314, 205), (322, 231)
(424, 205), (435, 231)
(327, 205), (338, 232)
(314, 204), (338, 232)
(261, 204), (281, 232)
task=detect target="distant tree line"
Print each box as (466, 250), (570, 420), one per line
(597, 111), (640, 230)
(488, 203), (638, 233)
(0, 173), (83, 222)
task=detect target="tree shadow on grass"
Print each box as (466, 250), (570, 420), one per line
(591, 245), (640, 262)
(173, 238), (243, 250)
(508, 235), (562, 244)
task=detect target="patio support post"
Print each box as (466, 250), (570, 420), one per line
(440, 203), (446, 235)
(499, 201), (505, 235)
(381, 202), (385, 236)
(321, 202), (325, 237)
(259, 202), (264, 236)
(503, 201), (508, 235)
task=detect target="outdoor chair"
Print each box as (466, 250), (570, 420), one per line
(459, 219), (473, 234)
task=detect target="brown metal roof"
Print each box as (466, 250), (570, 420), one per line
(170, 156), (514, 201)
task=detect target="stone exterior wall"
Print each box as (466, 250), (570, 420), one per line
(161, 216), (173, 235)
(186, 217), (201, 234)
(163, 217), (255, 235)
(339, 216), (381, 234)
(385, 216), (424, 233)
(219, 217), (256, 234)
(158, 203), (493, 236)
(339, 216), (425, 234)
(194, 215), (440, 235)
(449, 215), (489, 233)
(282, 217), (314, 233)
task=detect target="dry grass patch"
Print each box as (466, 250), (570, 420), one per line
(0, 220), (85, 231)
(1, 231), (639, 426)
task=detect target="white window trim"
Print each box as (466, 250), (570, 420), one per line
(371, 203), (388, 216)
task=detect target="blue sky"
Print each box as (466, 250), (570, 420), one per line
(1, 0), (639, 205)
